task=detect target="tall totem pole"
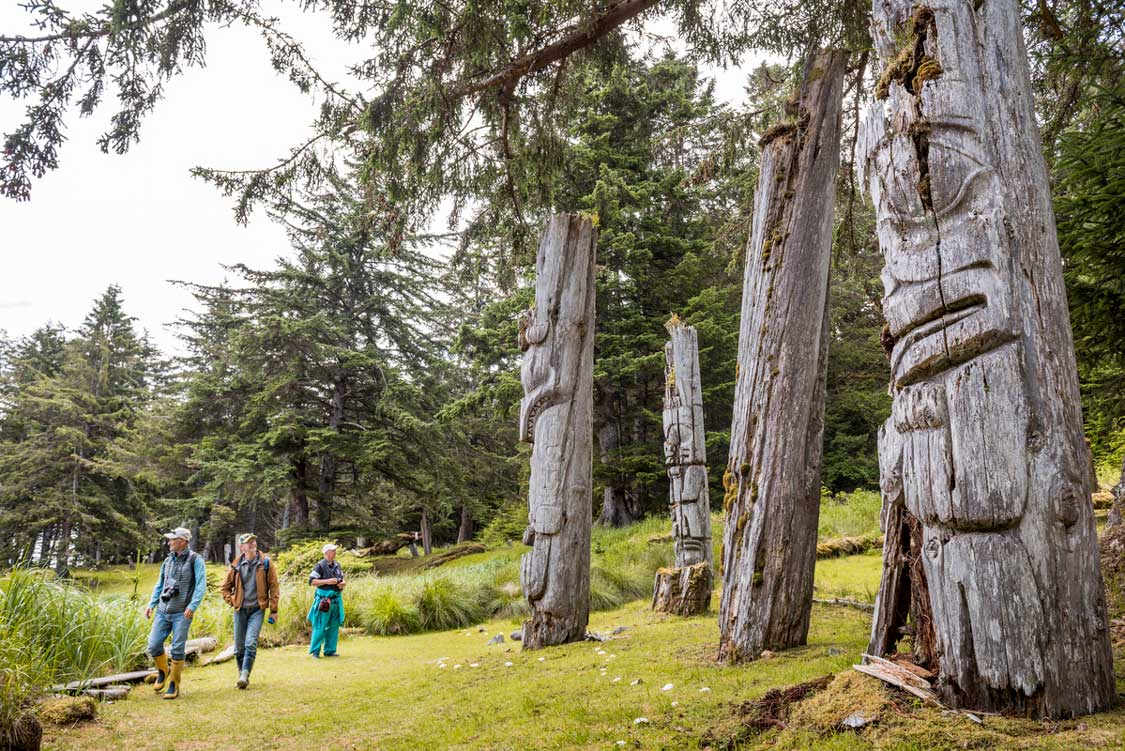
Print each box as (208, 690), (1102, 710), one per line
(859, 0), (1115, 717)
(718, 50), (846, 662)
(518, 214), (597, 650)
(652, 318), (713, 616)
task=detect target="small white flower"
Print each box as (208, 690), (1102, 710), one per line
(612, 676), (622, 683)
(469, 663), (480, 668)
(633, 717), (649, 725)
(537, 657), (546, 662)
(671, 701), (679, 707)
(454, 664), (462, 669)
(699, 687), (711, 693)
(630, 679), (642, 686)
(439, 664), (447, 669)
(615, 742), (626, 748)
(661, 683), (674, 691)
(504, 661), (513, 667)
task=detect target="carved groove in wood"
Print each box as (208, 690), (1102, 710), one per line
(859, 0), (1114, 717)
(518, 213), (596, 650)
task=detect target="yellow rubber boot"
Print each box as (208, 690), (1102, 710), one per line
(163, 659), (185, 700)
(148, 652), (169, 692)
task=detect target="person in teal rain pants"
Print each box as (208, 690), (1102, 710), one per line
(307, 543), (346, 657)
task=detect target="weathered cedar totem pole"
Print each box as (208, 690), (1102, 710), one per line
(858, 0), (1115, 716)
(718, 49), (846, 662)
(518, 214), (597, 650)
(652, 318), (713, 615)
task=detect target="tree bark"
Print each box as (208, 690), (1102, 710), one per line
(419, 510), (433, 556)
(1106, 455), (1125, 529)
(596, 391), (639, 527)
(717, 50), (846, 663)
(457, 506), (474, 543)
(652, 320), (713, 615)
(289, 457), (309, 528)
(652, 563), (712, 616)
(316, 377), (346, 531)
(518, 214), (596, 650)
(858, 0), (1115, 717)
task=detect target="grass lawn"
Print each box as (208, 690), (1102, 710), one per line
(44, 598), (871, 751)
(41, 592), (1125, 751)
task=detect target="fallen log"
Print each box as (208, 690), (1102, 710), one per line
(51, 670), (153, 693)
(82, 687), (129, 701)
(203, 644), (236, 666)
(420, 543), (487, 570)
(184, 636), (218, 660)
(813, 597), (875, 613)
(51, 637), (217, 692)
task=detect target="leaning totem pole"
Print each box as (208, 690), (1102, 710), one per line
(858, 0), (1115, 717)
(518, 213), (596, 650)
(718, 49), (846, 662)
(652, 318), (713, 616)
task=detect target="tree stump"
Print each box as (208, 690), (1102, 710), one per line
(718, 49), (846, 663)
(858, 0), (1115, 717)
(518, 213), (596, 650)
(652, 562), (712, 616)
(652, 319), (713, 615)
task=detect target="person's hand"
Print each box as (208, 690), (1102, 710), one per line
(183, 608), (194, 619)
(144, 606), (153, 620)
(338, 580), (346, 590)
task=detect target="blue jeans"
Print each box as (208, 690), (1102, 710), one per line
(147, 609), (191, 661)
(234, 606), (264, 674)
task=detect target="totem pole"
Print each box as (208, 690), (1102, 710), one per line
(518, 213), (596, 650)
(652, 318), (713, 615)
(859, 0), (1114, 716)
(717, 50), (846, 662)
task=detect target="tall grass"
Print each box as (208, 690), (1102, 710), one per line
(0, 568), (152, 743)
(817, 490), (882, 539)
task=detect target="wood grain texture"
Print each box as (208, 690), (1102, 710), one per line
(717, 49), (846, 663)
(518, 214), (596, 650)
(859, 0), (1114, 717)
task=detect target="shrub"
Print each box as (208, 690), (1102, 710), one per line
(361, 590), (423, 636)
(273, 539), (372, 578)
(416, 577), (487, 631)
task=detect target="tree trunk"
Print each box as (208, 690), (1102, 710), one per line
(457, 506), (474, 543)
(652, 320), (713, 615)
(316, 379), (345, 532)
(419, 510), (433, 556)
(289, 457), (309, 528)
(858, 0), (1114, 717)
(518, 214), (596, 650)
(717, 50), (846, 663)
(1106, 455), (1125, 529)
(596, 392), (640, 527)
(652, 563), (713, 616)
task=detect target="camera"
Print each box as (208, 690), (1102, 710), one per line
(160, 584), (180, 603)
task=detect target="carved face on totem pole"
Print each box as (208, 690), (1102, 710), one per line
(856, 0), (1104, 704)
(662, 333), (712, 569)
(517, 216), (595, 615)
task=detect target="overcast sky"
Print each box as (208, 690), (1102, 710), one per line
(0, 6), (766, 357)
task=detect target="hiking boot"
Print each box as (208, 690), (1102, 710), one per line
(237, 670), (249, 689)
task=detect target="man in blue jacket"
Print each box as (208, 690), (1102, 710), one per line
(144, 527), (207, 699)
